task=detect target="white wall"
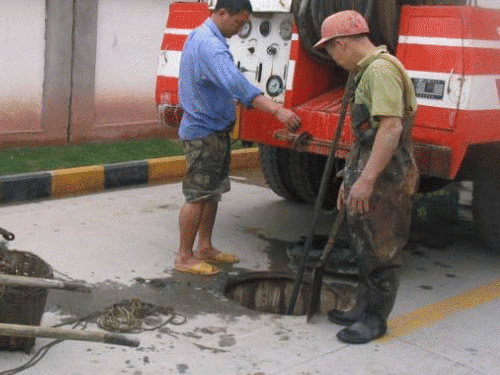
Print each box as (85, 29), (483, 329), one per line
(94, 0), (171, 125)
(0, 0), (45, 131)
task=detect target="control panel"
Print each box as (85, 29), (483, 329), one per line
(227, 13), (294, 103)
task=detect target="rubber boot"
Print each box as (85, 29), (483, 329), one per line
(336, 269), (399, 344)
(327, 284), (367, 326)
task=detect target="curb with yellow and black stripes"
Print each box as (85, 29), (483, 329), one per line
(0, 148), (260, 204)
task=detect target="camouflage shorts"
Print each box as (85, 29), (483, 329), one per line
(181, 131), (231, 203)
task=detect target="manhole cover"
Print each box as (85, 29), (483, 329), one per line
(224, 272), (352, 316)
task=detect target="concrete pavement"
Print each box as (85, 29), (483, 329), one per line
(0, 178), (499, 375)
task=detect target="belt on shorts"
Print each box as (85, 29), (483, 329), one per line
(216, 121), (235, 137)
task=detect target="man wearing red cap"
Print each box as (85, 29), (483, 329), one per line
(314, 10), (419, 344)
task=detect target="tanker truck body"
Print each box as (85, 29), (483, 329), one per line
(155, 0), (500, 251)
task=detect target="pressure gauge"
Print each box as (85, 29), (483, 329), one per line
(279, 20), (293, 41)
(266, 75), (284, 97)
(238, 21), (252, 39)
(259, 20), (271, 37)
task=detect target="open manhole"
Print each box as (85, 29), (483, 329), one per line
(224, 272), (353, 316)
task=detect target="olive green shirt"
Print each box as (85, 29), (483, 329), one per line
(345, 45), (419, 194)
(354, 46), (417, 129)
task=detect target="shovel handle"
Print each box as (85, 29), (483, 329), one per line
(287, 73), (356, 315)
(0, 323), (140, 348)
(307, 207), (346, 322)
(317, 206), (346, 266)
(0, 274), (92, 293)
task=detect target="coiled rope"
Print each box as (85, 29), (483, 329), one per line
(97, 298), (186, 333)
(0, 298), (186, 375)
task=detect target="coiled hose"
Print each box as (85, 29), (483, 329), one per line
(292, 0), (393, 63)
(292, 0), (466, 64)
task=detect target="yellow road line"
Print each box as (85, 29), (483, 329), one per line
(379, 279), (500, 343)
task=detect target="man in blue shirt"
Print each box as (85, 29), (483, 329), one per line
(175, 0), (301, 275)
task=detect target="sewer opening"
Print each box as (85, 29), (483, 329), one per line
(224, 272), (354, 316)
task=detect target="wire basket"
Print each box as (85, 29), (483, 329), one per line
(0, 249), (53, 353)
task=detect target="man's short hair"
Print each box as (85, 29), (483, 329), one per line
(215, 0), (253, 14)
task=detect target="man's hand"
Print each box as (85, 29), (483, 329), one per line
(275, 107), (301, 132)
(251, 95), (301, 132)
(344, 116), (402, 215)
(346, 176), (375, 215)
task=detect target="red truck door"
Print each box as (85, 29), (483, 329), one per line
(397, 6), (465, 132)
(397, 5), (500, 180)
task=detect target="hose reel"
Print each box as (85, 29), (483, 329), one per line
(292, 0), (467, 64)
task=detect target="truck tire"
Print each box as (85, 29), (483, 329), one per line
(288, 150), (343, 208)
(307, 153), (344, 209)
(259, 144), (303, 203)
(472, 180), (500, 252)
(288, 150), (317, 203)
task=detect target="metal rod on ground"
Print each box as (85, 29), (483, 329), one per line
(287, 73), (356, 315)
(0, 274), (92, 293)
(0, 323), (140, 348)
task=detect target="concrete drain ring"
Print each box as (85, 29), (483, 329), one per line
(224, 271), (352, 316)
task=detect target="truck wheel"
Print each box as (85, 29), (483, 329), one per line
(288, 150), (343, 209)
(288, 151), (317, 203)
(259, 144), (303, 203)
(473, 180), (500, 252)
(308, 153), (344, 209)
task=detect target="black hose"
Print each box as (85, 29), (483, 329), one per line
(293, 0), (426, 63)
(292, 0), (383, 63)
(293, 0), (467, 64)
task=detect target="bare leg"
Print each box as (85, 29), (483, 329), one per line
(197, 198), (219, 257)
(195, 198), (239, 263)
(176, 201), (206, 268)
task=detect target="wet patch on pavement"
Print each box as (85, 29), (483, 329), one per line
(176, 363), (189, 373)
(409, 249), (428, 258)
(193, 343), (227, 353)
(418, 285), (434, 290)
(434, 261), (453, 269)
(46, 274), (263, 322)
(218, 333), (236, 347)
(242, 226), (293, 274)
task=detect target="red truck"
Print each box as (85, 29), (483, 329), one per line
(155, 0), (500, 251)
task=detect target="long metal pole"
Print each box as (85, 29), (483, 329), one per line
(287, 73), (355, 314)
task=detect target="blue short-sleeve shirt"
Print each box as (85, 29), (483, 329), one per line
(178, 18), (263, 140)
